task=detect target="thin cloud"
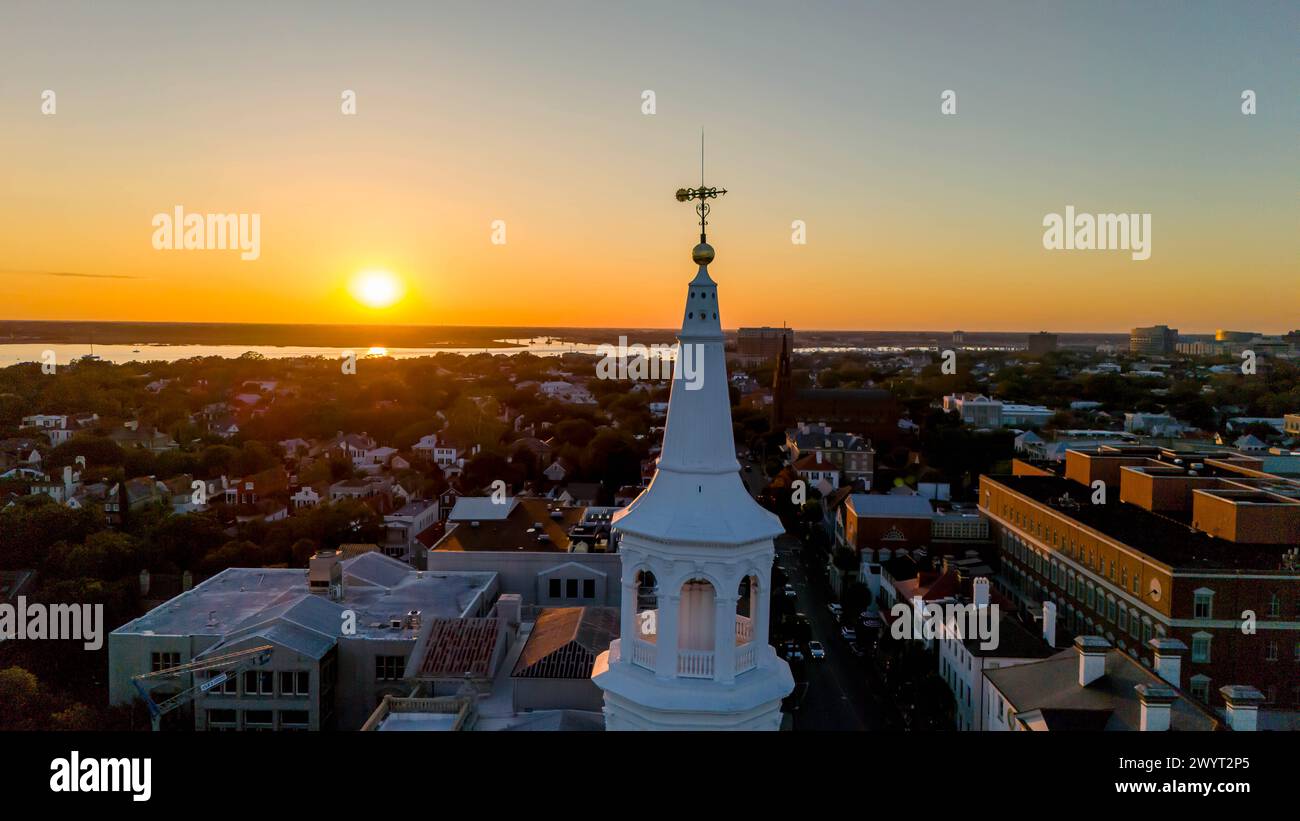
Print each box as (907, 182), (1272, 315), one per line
(0, 269), (140, 280)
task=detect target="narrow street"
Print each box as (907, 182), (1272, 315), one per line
(739, 461), (894, 731)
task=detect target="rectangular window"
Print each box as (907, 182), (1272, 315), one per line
(206, 709), (237, 730)
(566, 579), (578, 599)
(280, 671), (310, 697)
(243, 710), (274, 731)
(1191, 634), (1211, 663)
(549, 578), (561, 598)
(151, 652), (181, 673)
(1193, 592), (1213, 620)
(375, 656), (406, 681)
(280, 710), (310, 729)
(582, 579), (595, 599)
(208, 670), (237, 694)
(1190, 678), (1209, 702)
(243, 670), (274, 696)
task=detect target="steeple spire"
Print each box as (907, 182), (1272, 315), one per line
(591, 145), (793, 731)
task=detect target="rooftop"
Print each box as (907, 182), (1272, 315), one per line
(113, 552), (495, 641)
(435, 498), (585, 553)
(411, 617), (501, 679)
(986, 474), (1297, 571)
(847, 493), (935, 519)
(984, 646), (1220, 731)
(512, 607), (618, 679)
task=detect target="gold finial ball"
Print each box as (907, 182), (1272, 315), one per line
(692, 242), (715, 266)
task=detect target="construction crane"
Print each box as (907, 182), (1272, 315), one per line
(132, 644), (273, 731)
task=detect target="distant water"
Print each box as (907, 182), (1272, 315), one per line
(0, 338), (1030, 366)
(0, 337), (612, 366)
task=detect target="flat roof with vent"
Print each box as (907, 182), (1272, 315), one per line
(986, 475), (1296, 571)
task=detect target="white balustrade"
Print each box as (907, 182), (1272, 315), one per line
(631, 637), (657, 670)
(735, 643), (757, 673)
(677, 649), (715, 678)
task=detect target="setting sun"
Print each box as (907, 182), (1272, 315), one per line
(349, 270), (404, 309)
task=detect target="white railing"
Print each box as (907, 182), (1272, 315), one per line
(631, 637), (657, 671)
(735, 615), (753, 644)
(735, 643), (757, 673)
(677, 650), (715, 678)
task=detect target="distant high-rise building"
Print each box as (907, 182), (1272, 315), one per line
(952, 330), (966, 344)
(735, 326), (793, 366)
(1130, 325), (1179, 355)
(1026, 331), (1058, 356)
(1216, 329), (1260, 343)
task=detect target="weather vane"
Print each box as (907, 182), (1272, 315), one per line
(675, 130), (726, 243)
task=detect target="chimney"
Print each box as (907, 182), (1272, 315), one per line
(1075, 636), (1110, 686)
(139, 569), (151, 597)
(1041, 600), (1057, 648)
(972, 576), (989, 609)
(1148, 638), (1187, 688)
(1135, 683), (1178, 731)
(1219, 685), (1265, 732)
(496, 593), (522, 636)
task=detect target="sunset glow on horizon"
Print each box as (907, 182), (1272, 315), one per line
(1, 2), (1295, 334)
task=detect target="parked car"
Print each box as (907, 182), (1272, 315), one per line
(859, 610), (881, 627)
(827, 603), (843, 617)
(808, 640), (826, 659)
(784, 584), (797, 598)
(848, 642), (866, 657)
(840, 626), (858, 642)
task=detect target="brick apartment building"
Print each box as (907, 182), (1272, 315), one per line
(979, 445), (1300, 729)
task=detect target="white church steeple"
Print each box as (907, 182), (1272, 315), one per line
(591, 160), (794, 730)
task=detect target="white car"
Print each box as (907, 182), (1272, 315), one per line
(808, 641), (826, 660)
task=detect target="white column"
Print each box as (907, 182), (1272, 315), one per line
(754, 570), (771, 645)
(714, 591), (737, 683)
(619, 577), (637, 663)
(655, 591), (680, 679)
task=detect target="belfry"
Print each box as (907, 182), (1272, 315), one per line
(591, 153), (794, 730)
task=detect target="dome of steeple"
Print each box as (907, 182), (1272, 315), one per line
(692, 241), (715, 266)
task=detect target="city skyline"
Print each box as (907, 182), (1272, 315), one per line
(2, 1), (1297, 333)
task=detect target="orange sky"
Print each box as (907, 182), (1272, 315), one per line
(1, 3), (1296, 334)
